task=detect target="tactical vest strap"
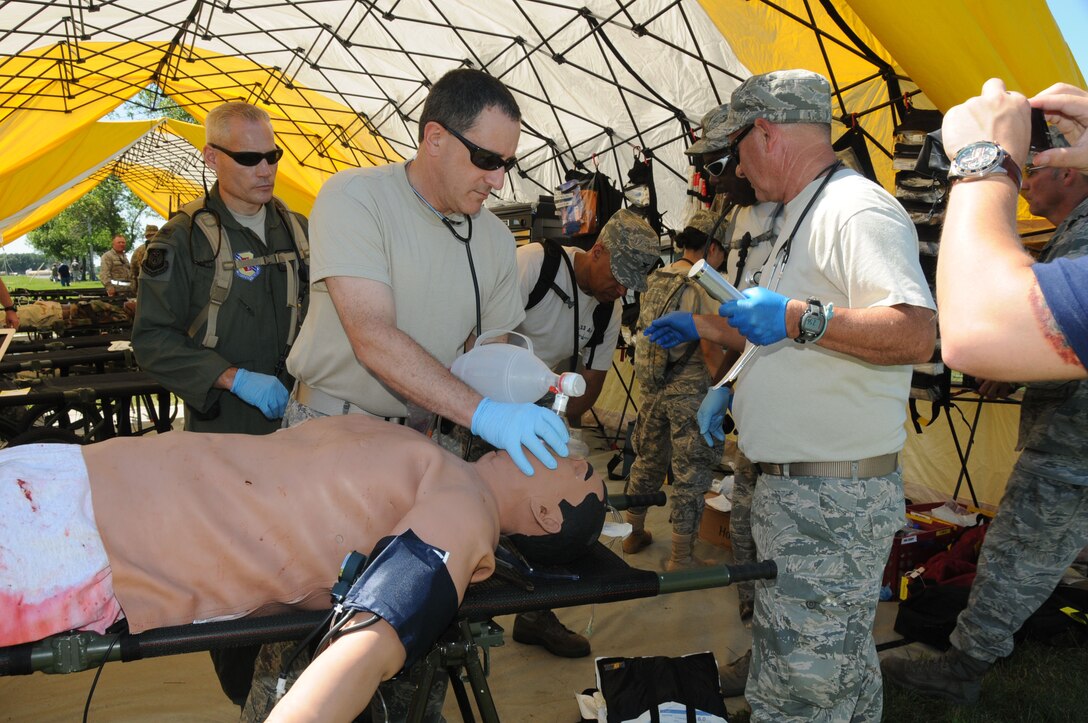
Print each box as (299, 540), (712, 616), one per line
(180, 196), (308, 349)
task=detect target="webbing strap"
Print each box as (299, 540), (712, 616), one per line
(181, 197), (308, 349)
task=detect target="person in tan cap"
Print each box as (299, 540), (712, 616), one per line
(129, 224), (159, 297)
(645, 69), (936, 720)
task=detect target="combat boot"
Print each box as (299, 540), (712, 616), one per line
(666, 531), (702, 572)
(622, 510), (652, 554)
(881, 646), (991, 705)
(718, 649), (751, 698)
(512, 609), (590, 658)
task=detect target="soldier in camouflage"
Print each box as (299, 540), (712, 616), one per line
(882, 129), (1088, 705)
(623, 208), (727, 571)
(643, 69), (936, 721)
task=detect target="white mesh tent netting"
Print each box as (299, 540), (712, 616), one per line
(0, 0), (992, 238)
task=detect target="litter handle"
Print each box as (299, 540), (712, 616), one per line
(724, 561), (778, 584)
(657, 559), (778, 594)
(607, 492), (667, 510)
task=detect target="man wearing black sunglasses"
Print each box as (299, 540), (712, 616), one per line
(286, 68), (567, 477)
(684, 102), (782, 697)
(275, 69), (567, 722)
(132, 100), (311, 707)
(135, 100), (309, 440)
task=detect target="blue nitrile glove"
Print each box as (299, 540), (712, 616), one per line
(697, 386), (733, 447)
(230, 368), (289, 420)
(471, 398), (570, 477)
(719, 287), (790, 345)
(643, 311), (699, 350)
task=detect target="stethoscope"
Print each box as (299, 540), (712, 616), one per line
(714, 160), (844, 389)
(406, 160), (483, 337)
(748, 160), (843, 293)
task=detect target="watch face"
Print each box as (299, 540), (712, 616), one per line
(954, 142), (1001, 175)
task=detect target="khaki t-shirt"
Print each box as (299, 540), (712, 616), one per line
(287, 163), (524, 417)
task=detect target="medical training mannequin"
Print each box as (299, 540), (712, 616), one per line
(1, 415), (605, 721)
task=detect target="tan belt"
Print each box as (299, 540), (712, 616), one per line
(756, 453), (898, 479)
(293, 381), (405, 424)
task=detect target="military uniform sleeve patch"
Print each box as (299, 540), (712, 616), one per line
(142, 245), (172, 281)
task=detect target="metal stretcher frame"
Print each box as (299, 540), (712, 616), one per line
(0, 370), (173, 441)
(0, 346), (135, 375)
(0, 542), (776, 721)
(7, 331), (130, 354)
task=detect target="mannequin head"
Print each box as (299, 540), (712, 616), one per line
(474, 452), (607, 564)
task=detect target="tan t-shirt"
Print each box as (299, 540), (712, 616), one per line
(286, 162), (524, 417)
(732, 169), (935, 463)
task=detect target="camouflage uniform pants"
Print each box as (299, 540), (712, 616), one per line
(238, 398), (448, 722)
(728, 447), (757, 607)
(747, 469), (903, 723)
(626, 390), (720, 535)
(951, 455), (1088, 662)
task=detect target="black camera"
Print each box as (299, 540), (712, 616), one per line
(915, 106), (1051, 182)
(1029, 107), (1052, 154)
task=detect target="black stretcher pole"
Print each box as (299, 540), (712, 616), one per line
(607, 491), (667, 510)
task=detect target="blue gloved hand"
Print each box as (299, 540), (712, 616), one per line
(471, 398), (570, 477)
(719, 287), (790, 345)
(643, 311), (699, 350)
(697, 386), (733, 447)
(230, 368), (289, 419)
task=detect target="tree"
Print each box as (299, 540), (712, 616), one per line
(27, 176), (142, 266)
(27, 85), (195, 267)
(112, 85), (196, 124)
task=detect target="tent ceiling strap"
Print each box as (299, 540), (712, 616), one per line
(758, 0), (874, 65)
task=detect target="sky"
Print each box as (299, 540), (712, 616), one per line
(1048, 0), (1088, 80)
(4, 2), (1088, 257)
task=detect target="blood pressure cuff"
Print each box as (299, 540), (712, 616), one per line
(342, 529), (459, 667)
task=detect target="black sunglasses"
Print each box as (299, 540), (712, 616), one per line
(210, 143), (284, 167)
(705, 124), (755, 176)
(437, 122), (518, 173)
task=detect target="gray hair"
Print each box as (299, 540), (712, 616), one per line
(205, 102), (272, 145)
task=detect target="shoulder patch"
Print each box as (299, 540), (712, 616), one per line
(142, 246), (170, 279)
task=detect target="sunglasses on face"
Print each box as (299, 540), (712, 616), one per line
(704, 152), (731, 178)
(726, 124), (755, 166)
(437, 122), (518, 173)
(210, 143), (284, 167)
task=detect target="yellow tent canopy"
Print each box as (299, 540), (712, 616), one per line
(0, 0), (1081, 243)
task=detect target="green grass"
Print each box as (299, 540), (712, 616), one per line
(1, 275), (101, 292)
(725, 641), (1088, 722)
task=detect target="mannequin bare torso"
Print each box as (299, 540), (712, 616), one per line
(81, 415), (503, 631)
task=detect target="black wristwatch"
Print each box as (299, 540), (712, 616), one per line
(794, 297), (833, 344)
(2, 305), (15, 312)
